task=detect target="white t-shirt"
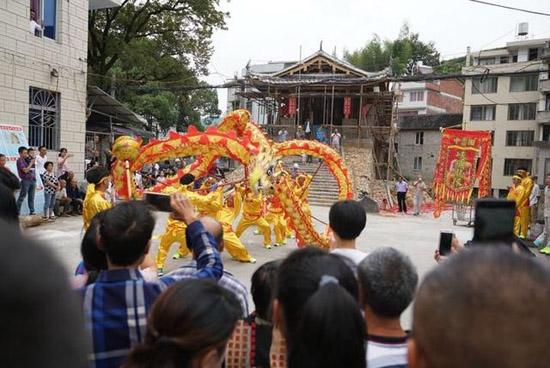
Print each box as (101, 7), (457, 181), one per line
(331, 248), (368, 267)
(36, 154), (48, 175)
(29, 20), (42, 35)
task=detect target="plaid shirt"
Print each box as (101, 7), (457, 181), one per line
(167, 260), (249, 317)
(80, 220), (223, 368)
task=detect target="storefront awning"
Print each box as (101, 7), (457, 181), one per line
(87, 86), (147, 125)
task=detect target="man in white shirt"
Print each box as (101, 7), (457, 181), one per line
(54, 179), (72, 216)
(304, 119), (312, 139)
(529, 176), (540, 225)
(358, 248), (417, 368)
(329, 200), (368, 273)
(395, 177), (409, 214)
(331, 129), (342, 152)
(536, 175), (550, 254)
(29, 9), (42, 36)
(412, 175), (426, 216)
(35, 145), (48, 176)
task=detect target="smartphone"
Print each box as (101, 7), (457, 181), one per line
(439, 230), (453, 256)
(144, 192), (172, 212)
(473, 199), (515, 243)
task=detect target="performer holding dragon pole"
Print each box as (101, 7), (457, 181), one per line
(516, 168), (533, 239)
(155, 173), (197, 275)
(235, 184), (273, 249)
(507, 175), (526, 238)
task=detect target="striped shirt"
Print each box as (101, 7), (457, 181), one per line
(80, 220), (223, 368)
(366, 335), (408, 368)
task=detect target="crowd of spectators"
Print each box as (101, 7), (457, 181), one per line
(1, 159), (550, 368)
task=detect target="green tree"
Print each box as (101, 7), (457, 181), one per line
(344, 24), (441, 76)
(88, 0), (227, 78)
(433, 56), (466, 74)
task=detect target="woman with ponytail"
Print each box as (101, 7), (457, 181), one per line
(273, 247), (366, 368)
(123, 279), (242, 368)
(82, 166), (111, 230)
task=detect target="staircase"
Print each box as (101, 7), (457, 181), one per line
(283, 157), (340, 207)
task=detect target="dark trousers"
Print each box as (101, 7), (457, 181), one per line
(397, 191), (407, 213)
(17, 179), (36, 214)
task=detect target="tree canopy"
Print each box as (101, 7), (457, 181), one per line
(344, 24), (443, 76)
(88, 0), (226, 134)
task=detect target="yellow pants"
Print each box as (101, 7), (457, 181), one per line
(223, 229), (255, 262)
(235, 216), (272, 247)
(514, 207), (530, 238)
(155, 227), (190, 270)
(266, 212), (286, 245)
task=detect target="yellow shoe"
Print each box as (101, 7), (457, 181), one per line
(539, 246), (550, 255)
(172, 253), (187, 260)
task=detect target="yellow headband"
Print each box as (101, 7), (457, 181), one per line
(96, 176), (110, 186)
(512, 175), (522, 181)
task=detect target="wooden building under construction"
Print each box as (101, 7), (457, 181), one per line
(226, 49), (396, 179)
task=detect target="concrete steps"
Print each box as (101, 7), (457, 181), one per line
(282, 157), (340, 206)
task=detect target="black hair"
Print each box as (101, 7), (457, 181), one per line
(86, 166), (109, 185)
(58, 148), (67, 156)
(0, 153), (5, 158)
(28, 147), (34, 152)
(18, 146), (27, 154)
(413, 247), (550, 368)
(251, 260), (281, 321)
(44, 161), (53, 170)
(179, 173), (195, 186)
(0, 221), (88, 367)
(81, 212), (108, 285)
(329, 200), (367, 240)
(123, 280), (242, 368)
(38, 145), (46, 151)
(357, 247), (418, 318)
(99, 201), (155, 266)
(0, 183), (19, 227)
(275, 247), (365, 368)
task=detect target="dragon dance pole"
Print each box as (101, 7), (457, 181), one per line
(125, 160), (132, 200)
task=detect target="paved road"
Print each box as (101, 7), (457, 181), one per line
(26, 207), (473, 328)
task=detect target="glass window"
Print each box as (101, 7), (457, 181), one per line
(410, 91), (424, 102)
(505, 131), (534, 146)
(470, 105), (496, 121)
(43, 0), (56, 40)
(528, 48), (539, 61)
(504, 159), (532, 176)
(542, 126), (550, 142)
(546, 94), (550, 111)
(508, 103), (537, 120)
(499, 56), (509, 64)
(478, 58), (495, 65)
(414, 157), (422, 170)
(28, 87), (60, 150)
(472, 76), (498, 94)
(510, 74), (538, 92)
(415, 131), (424, 145)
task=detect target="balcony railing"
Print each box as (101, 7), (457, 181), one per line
(534, 140), (550, 148)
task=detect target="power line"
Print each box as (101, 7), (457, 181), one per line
(469, 0), (550, 17)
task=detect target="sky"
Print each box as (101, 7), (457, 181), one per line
(204, 0), (550, 113)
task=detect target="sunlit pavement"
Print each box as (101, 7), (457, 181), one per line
(27, 206), (472, 328)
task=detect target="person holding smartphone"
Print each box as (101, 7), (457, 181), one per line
(16, 146), (36, 215)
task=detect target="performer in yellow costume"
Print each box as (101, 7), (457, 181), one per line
(507, 175), (526, 238)
(235, 185), (273, 249)
(265, 195), (287, 247)
(155, 174), (196, 275)
(82, 166), (112, 230)
(516, 168), (533, 238)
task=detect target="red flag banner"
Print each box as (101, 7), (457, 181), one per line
(344, 97), (352, 118)
(288, 97), (297, 116)
(433, 129), (492, 218)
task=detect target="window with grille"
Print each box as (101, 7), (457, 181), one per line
(470, 105), (496, 121)
(28, 87), (60, 150)
(528, 48), (539, 61)
(409, 91), (424, 102)
(508, 103), (536, 120)
(505, 131), (534, 146)
(472, 76), (498, 94)
(510, 74), (538, 92)
(415, 131), (424, 145)
(414, 156), (422, 170)
(503, 159), (532, 176)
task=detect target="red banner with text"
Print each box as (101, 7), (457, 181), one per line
(344, 97), (351, 118)
(433, 129), (492, 218)
(288, 97), (297, 116)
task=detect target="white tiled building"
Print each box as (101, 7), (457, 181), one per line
(462, 37), (550, 195)
(0, 0), (120, 177)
